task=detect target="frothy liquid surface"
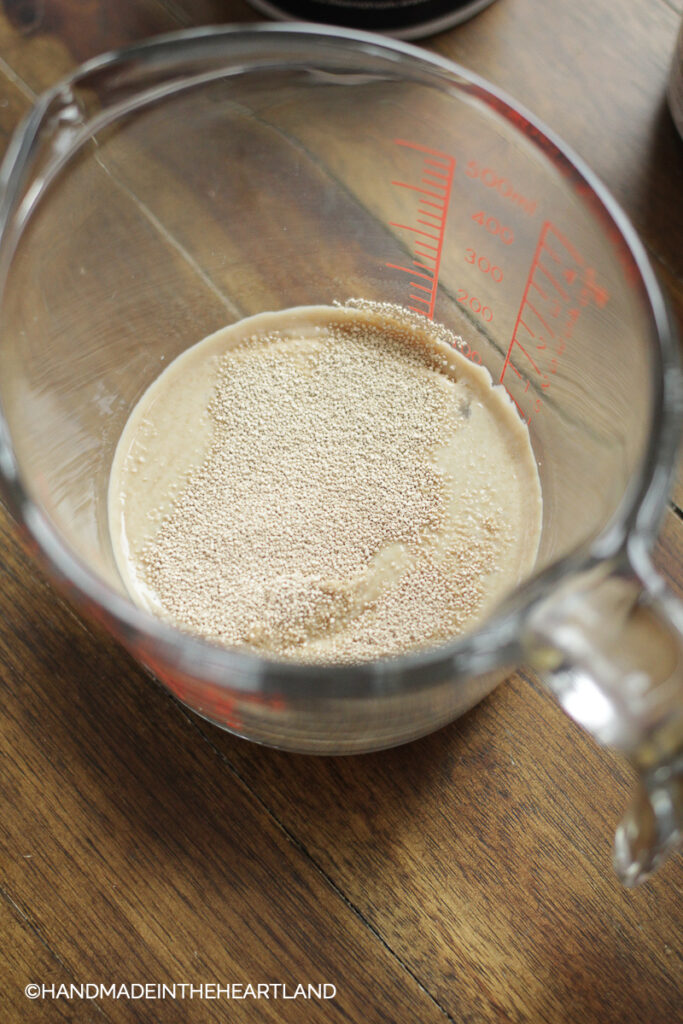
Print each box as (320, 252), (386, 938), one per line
(109, 303), (542, 663)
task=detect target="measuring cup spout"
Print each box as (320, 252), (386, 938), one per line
(525, 561), (683, 885)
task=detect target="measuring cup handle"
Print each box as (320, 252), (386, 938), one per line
(525, 560), (683, 886)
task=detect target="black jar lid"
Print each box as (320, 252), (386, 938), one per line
(246, 0), (499, 40)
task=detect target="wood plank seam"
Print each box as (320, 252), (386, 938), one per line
(0, 53), (36, 101)
(0, 883), (116, 1021)
(0, 527), (106, 647)
(94, 152), (243, 319)
(175, 705), (459, 1024)
(152, 0), (212, 26)
(0, 6), (678, 1021)
(646, 241), (683, 288)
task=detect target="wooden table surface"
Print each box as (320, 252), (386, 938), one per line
(1, 1), (682, 1022)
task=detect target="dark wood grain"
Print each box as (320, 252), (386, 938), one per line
(0, 2), (682, 1023)
(0, 896), (105, 1022)
(185, 508), (683, 1024)
(0, 502), (447, 1024)
(187, 675), (681, 1024)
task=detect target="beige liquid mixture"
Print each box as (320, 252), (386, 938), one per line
(108, 302), (542, 663)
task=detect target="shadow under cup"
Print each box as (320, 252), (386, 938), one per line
(0, 28), (674, 753)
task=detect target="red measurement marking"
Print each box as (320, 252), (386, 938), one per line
(505, 389), (527, 420)
(464, 160), (537, 215)
(582, 267), (610, 307)
(526, 300), (555, 338)
(537, 261), (570, 301)
(501, 221), (609, 423)
(390, 222), (440, 241)
(395, 138), (452, 159)
(385, 263), (432, 281)
(501, 222), (556, 392)
(386, 139), (456, 319)
(391, 181), (445, 201)
(513, 340), (540, 374)
(543, 241), (561, 263)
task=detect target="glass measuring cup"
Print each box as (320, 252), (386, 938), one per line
(0, 26), (680, 885)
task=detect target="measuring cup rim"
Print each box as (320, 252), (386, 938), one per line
(0, 24), (679, 702)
